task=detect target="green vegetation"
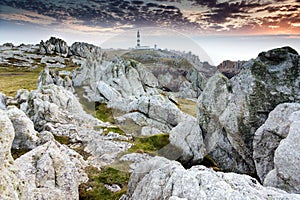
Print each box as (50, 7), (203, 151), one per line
(95, 103), (115, 123)
(54, 135), (71, 145)
(128, 134), (169, 154)
(11, 148), (30, 159)
(0, 66), (42, 96)
(79, 166), (130, 200)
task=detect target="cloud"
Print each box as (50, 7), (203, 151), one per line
(0, 0), (299, 35)
(0, 5), (56, 25)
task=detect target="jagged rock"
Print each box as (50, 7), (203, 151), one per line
(17, 84), (103, 145)
(0, 92), (6, 110)
(37, 68), (74, 92)
(261, 107), (300, 193)
(39, 37), (70, 57)
(0, 109), (27, 199)
(7, 106), (39, 149)
(15, 140), (88, 200)
(123, 157), (300, 200)
(169, 117), (205, 165)
(253, 103), (300, 183)
(70, 42), (102, 58)
(217, 60), (245, 79)
(198, 47), (300, 175)
(73, 57), (145, 101)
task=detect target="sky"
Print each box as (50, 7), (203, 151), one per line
(0, 0), (300, 65)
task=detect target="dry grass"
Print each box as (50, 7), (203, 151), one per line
(0, 66), (41, 96)
(178, 98), (198, 117)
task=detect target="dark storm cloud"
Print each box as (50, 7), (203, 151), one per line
(193, 0), (266, 24)
(0, 0), (196, 29)
(0, 0), (299, 33)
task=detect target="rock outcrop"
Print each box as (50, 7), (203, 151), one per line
(169, 117), (205, 165)
(37, 68), (73, 92)
(39, 37), (70, 56)
(252, 103), (300, 193)
(0, 109), (26, 199)
(15, 140), (88, 200)
(70, 42), (102, 58)
(122, 157), (300, 200)
(7, 106), (39, 150)
(253, 103), (300, 183)
(217, 60), (245, 78)
(198, 47), (300, 175)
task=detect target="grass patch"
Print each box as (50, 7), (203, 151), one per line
(103, 127), (124, 135)
(11, 148), (30, 159)
(128, 134), (169, 154)
(54, 135), (71, 145)
(95, 103), (115, 123)
(79, 166), (130, 200)
(178, 98), (197, 117)
(0, 66), (42, 96)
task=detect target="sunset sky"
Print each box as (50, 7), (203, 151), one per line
(0, 0), (299, 65)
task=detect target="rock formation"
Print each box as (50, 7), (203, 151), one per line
(70, 42), (102, 58)
(253, 103), (300, 193)
(217, 60), (245, 78)
(0, 109), (27, 199)
(15, 140), (88, 200)
(122, 157), (300, 200)
(7, 106), (40, 150)
(198, 47), (300, 175)
(39, 37), (70, 57)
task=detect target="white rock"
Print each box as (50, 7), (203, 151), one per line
(254, 103), (300, 182)
(169, 117), (205, 164)
(7, 106), (40, 149)
(124, 157), (300, 200)
(15, 140), (88, 200)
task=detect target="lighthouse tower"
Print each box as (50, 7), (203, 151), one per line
(137, 30), (141, 48)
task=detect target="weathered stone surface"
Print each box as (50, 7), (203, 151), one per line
(18, 84), (101, 132)
(0, 92), (6, 110)
(198, 47), (300, 174)
(119, 153), (152, 172)
(37, 68), (74, 92)
(70, 42), (102, 58)
(0, 110), (27, 200)
(7, 106), (39, 150)
(123, 157), (300, 200)
(263, 110), (300, 193)
(254, 103), (300, 182)
(169, 117), (205, 165)
(15, 140), (88, 200)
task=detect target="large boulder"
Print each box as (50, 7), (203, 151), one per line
(7, 106), (40, 150)
(253, 103), (300, 183)
(198, 47), (300, 175)
(39, 37), (70, 56)
(70, 42), (102, 58)
(0, 109), (27, 199)
(123, 157), (300, 200)
(169, 117), (205, 165)
(15, 140), (88, 200)
(259, 105), (300, 193)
